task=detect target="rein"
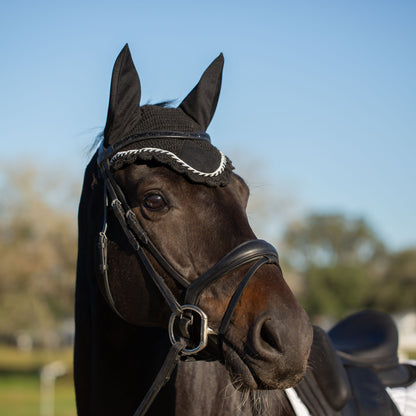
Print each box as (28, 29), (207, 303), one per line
(96, 133), (280, 416)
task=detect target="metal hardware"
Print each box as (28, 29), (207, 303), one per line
(168, 305), (208, 355)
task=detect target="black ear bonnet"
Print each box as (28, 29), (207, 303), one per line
(101, 44), (233, 187)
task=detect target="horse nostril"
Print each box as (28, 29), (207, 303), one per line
(260, 320), (282, 352)
(253, 317), (284, 358)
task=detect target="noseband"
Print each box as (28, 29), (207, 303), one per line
(96, 133), (280, 415)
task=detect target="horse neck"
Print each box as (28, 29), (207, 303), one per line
(75, 261), (176, 415)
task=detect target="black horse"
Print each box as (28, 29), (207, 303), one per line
(75, 46), (415, 416)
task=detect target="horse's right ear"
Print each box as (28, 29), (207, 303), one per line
(104, 44), (141, 146)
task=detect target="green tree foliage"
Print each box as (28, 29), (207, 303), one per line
(372, 248), (416, 313)
(0, 165), (78, 347)
(282, 213), (415, 320)
(301, 265), (372, 319)
(283, 214), (386, 272)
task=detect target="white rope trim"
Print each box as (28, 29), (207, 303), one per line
(110, 147), (228, 177)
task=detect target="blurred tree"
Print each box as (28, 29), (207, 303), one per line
(283, 213), (387, 271)
(372, 248), (416, 313)
(0, 164), (78, 347)
(282, 213), (389, 319)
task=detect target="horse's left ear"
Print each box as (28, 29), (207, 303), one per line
(104, 44), (142, 146)
(179, 54), (224, 131)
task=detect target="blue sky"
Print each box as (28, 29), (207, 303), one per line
(1, 1), (415, 250)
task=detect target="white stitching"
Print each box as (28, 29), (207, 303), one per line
(110, 147), (227, 177)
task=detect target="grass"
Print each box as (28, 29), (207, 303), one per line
(0, 374), (76, 416)
(0, 345), (76, 416)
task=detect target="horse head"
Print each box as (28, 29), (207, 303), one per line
(79, 45), (312, 400)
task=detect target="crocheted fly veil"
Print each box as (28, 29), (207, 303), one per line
(102, 44), (233, 186)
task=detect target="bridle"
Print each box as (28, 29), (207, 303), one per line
(96, 132), (280, 416)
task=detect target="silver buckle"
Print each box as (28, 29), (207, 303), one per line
(168, 305), (208, 355)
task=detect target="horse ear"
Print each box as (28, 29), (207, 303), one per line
(179, 54), (224, 131)
(104, 44), (141, 146)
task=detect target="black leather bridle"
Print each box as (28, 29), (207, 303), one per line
(96, 132), (280, 416)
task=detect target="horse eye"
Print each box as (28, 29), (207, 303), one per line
(143, 194), (167, 211)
